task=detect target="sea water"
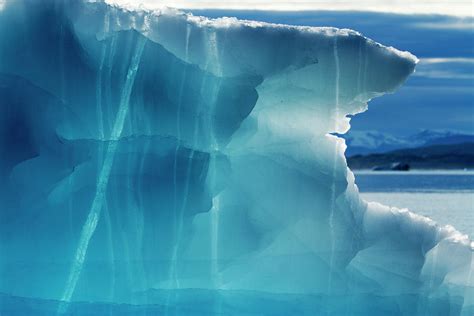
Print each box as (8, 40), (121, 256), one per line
(356, 170), (474, 237)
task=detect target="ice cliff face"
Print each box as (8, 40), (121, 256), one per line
(0, 0), (472, 315)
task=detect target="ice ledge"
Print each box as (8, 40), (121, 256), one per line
(77, 0), (418, 80)
(99, 0), (418, 61)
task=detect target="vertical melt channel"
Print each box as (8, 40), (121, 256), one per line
(96, 12), (108, 141)
(168, 24), (192, 291)
(104, 32), (119, 304)
(203, 27), (226, 308)
(357, 39), (362, 97)
(207, 29), (223, 290)
(105, 35), (119, 136)
(327, 35), (340, 297)
(172, 23), (191, 226)
(58, 36), (147, 314)
(59, 20), (75, 242)
(95, 17), (117, 301)
(207, 27), (226, 315)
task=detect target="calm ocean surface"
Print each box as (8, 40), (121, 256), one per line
(355, 171), (474, 238)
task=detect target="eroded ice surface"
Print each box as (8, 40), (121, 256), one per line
(0, 0), (472, 315)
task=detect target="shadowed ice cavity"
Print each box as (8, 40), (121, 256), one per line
(0, 0), (472, 315)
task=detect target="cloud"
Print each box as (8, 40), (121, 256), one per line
(414, 21), (473, 30)
(421, 58), (474, 64)
(106, 0), (473, 17)
(413, 58), (474, 80)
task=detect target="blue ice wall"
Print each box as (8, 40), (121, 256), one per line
(0, 0), (472, 315)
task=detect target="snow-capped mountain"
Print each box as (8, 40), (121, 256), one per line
(407, 129), (474, 146)
(344, 129), (474, 156)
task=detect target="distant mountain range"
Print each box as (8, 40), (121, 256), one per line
(343, 130), (474, 156)
(347, 142), (474, 170)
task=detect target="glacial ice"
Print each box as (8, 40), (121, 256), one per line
(0, 0), (472, 315)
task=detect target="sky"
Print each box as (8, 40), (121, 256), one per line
(107, 0), (473, 17)
(107, 0), (474, 138)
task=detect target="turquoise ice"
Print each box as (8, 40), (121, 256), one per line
(0, 0), (472, 315)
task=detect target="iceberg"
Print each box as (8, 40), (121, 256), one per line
(0, 0), (472, 315)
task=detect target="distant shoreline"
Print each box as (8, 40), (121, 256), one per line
(347, 142), (474, 171)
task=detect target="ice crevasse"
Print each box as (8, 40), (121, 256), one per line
(0, 0), (472, 315)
